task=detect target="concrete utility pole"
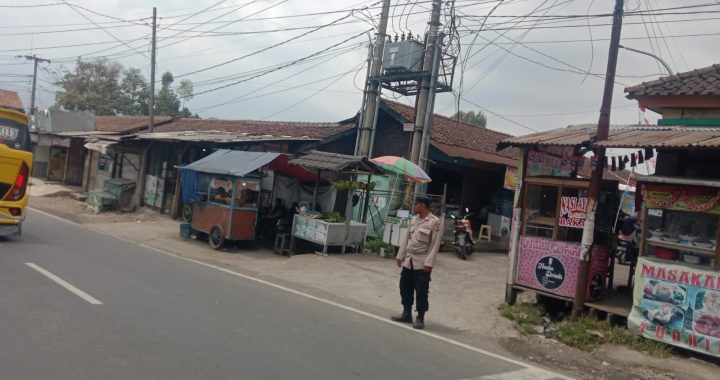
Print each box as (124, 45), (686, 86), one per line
(148, 7), (158, 132)
(409, 0), (442, 165)
(417, 31), (445, 174)
(356, 0), (391, 158)
(19, 55), (51, 116)
(572, 0), (624, 320)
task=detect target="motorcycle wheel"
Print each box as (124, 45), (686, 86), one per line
(464, 244), (473, 258)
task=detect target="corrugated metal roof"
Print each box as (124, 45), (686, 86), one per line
(180, 150), (281, 177)
(498, 125), (720, 150)
(137, 131), (319, 143)
(289, 150), (383, 174)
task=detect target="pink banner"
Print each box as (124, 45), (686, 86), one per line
(516, 236), (608, 300)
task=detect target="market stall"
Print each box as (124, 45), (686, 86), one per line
(628, 176), (720, 358)
(513, 174), (617, 302)
(287, 151), (383, 254)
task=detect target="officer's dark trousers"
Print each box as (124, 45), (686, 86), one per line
(399, 264), (431, 313)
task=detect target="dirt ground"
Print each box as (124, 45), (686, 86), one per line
(26, 188), (720, 380)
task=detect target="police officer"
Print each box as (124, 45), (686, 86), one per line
(391, 196), (442, 329)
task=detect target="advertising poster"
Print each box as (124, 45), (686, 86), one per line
(628, 257), (720, 358)
(559, 195), (588, 229)
(504, 167), (517, 190)
(515, 236), (608, 300)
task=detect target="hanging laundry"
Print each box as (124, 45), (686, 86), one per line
(645, 148), (654, 159)
(638, 150), (645, 164)
(631, 153), (637, 167)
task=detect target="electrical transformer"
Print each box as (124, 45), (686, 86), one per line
(382, 40), (424, 72)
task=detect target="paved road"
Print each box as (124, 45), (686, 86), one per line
(0, 210), (570, 380)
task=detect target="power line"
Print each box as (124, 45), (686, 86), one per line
(191, 30), (370, 97)
(175, 11), (354, 79)
(62, 1), (148, 59)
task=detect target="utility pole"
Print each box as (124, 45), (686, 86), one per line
(417, 31), (444, 174)
(148, 7), (158, 132)
(19, 55), (51, 116)
(572, 0), (624, 320)
(409, 0), (442, 165)
(356, 0), (391, 158)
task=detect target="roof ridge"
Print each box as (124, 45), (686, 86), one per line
(381, 97), (514, 138)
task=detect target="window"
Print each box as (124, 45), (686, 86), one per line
(645, 209), (718, 267)
(209, 178), (232, 205)
(523, 184), (558, 238)
(235, 181), (259, 207)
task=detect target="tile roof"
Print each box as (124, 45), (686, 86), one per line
(382, 99), (519, 165)
(95, 116), (174, 133)
(153, 118), (354, 139)
(625, 64), (720, 98)
(0, 89), (25, 112)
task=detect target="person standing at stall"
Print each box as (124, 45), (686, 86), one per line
(391, 196), (442, 330)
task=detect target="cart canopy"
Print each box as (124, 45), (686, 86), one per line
(180, 149), (280, 177)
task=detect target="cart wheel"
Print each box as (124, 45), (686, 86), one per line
(181, 204), (193, 223)
(209, 226), (225, 250)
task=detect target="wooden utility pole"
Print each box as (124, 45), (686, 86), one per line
(409, 0), (442, 165)
(572, 0), (624, 319)
(148, 7), (158, 132)
(356, 0), (391, 158)
(19, 55), (51, 116)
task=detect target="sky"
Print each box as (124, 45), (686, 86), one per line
(1, 0), (719, 138)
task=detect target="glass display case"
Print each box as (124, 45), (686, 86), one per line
(637, 178), (720, 271)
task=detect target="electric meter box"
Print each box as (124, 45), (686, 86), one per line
(382, 40), (424, 72)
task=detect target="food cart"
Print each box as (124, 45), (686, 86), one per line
(628, 176), (720, 358)
(513, 175), (617, 302)
(179, 150), (281, 249)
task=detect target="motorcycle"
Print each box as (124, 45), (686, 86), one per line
(451, 209), (474, 260)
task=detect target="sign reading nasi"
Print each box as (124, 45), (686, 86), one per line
(559, 196), (588, 228)
(628, 257), (720, 358)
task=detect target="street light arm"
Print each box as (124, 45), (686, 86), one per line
(619, 45), (674, 76)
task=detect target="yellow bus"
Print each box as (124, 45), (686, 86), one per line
(0, 92), (32, 237)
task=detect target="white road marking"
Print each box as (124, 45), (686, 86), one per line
(28, 207), (574, 379)
(26, 262), (103, 305)
(460, 367), (566, 380)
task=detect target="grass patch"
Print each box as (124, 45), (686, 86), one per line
(499, 303), (545, 325)
(500, 304), (673, 357)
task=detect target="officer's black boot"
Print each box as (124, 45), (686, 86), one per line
(413, 312), (425, 330)
(391, 308), (413, 324)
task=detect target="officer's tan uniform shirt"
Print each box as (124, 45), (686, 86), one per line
(396, 212), (442, 269)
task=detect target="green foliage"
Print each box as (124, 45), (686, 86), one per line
(499, 303), (673, 357)
(365, 238), (388, 252)
(155, 72), (181, 116)
(452, 110), (487, 127)
(321, 212), (345, 223)
(499, 303), (545, 325)
(333, 181), (376, 191)
(55, 58), (123, 115)
(54, 59), (194, 117)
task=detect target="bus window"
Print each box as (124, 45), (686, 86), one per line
(0, 119), (31, 152)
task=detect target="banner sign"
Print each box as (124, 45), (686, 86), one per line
(641, 184), (720, 215)
(559, 196), (588, 228)
(516, 236), (608, 300)
(628, 257), (720, 358)
(526, 151), (584, 178)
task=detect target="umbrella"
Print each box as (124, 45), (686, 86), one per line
(370, 156), (431, 184)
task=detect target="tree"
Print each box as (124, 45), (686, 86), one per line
(154, 72), (181, 116)
(452, 110), (487, 127)
(55, 58), (123, 115)
(118, 68), (149, 115)
(177, 79), (194, 110)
